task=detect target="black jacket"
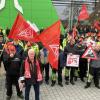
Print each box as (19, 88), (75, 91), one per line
(59, 50), (65, 68)
(20, 57), (38, 85)
(64, 43), (77, 67)
(5, 53), (22, 76)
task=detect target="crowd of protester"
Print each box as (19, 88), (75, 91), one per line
(0, 24), (100, 100)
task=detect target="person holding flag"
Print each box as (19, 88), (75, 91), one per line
(39, 47), (49, 84)
(84, 44), (100, 89)
(38, 20), (61, 86)
(84, 33), (100, 89)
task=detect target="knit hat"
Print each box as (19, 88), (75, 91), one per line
(8, 45), (16, 52)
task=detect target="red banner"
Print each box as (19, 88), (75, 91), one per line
(39, 20), (61, 69)
(72, 26), (77, 38)
(78, 4), (89, 21)
(8, 13), (39, 42)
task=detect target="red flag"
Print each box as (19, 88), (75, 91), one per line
(39, 20), (61, 69)
(94, 21), (100, 31)
(72, 26), (77, 39)
(8, 13), (39, 42)
(78, 4), (89, 21)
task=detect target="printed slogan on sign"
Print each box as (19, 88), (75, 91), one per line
(66, 54), (80, 67)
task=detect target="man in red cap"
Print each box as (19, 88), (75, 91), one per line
(3, 44), (24, 100)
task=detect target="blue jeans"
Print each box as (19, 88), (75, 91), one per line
(25, 82), (40, 100)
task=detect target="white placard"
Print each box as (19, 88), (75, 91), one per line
(66, 54), (80, 67)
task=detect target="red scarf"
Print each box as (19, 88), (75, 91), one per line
(24, 58), (42, 81)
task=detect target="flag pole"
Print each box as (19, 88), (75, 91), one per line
(87, 59), (90, 80)
(69, 67), (71, 83)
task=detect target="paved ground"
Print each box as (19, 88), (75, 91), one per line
(0, 63), (100, 100)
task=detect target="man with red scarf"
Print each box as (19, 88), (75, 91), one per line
(19, 49), (42, 100)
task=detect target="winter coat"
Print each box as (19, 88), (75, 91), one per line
(59, 50), (65, 68)
(20, 57), (42, 85)
(5, 53), (22, 76)
(64, 43), (76, 67)
(90, 51), (100, 68)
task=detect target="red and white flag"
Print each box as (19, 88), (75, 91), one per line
(78, 4), (89, 21)
(8, 13), (39, 42)
(39, 20), (61, 69)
